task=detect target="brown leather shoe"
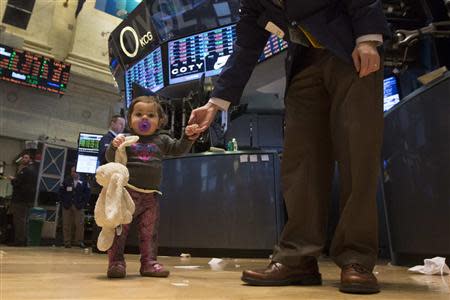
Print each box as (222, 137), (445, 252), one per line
(340, 263), (379, 294)
(241, 259), (322, 286)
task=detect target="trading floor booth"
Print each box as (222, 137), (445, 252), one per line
(126, 151), (284, 257)
(382, 72), (450, 265)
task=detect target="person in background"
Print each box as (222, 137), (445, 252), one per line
(98, 115), (126, 166)
(188, 0), (389, 294)
(8, 153), (38, 246)
(104, 95), (199, 279)
(58, 166), (90, 248)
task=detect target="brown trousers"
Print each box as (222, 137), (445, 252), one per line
(10, 202), (33, 245)
(272, 48), (384, 270)
(62, 205), (85, 245)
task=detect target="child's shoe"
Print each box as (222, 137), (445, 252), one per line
(140, 262), (170, 277)
(107, 261), (126, 278)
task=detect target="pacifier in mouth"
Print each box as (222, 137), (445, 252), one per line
(138, 120), (151, 132)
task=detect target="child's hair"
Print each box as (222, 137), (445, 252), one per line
(127, 96), (168, 131)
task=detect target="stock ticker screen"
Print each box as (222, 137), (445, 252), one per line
(168, 24), (288, 85)
(76, 132), (103, 174)
(383, 76), (401, 112)
(0, 43), (70, 94)
(168, 24), (237, 85)
(125, 47), (164, 108)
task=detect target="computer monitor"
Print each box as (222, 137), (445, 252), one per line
(167, 23), (288, 85)
(168, 24), (237, 85)
(384, 76), (401, 112)
(150, 0), (240, 43)
(75, 132), (103, 174)
(125, 46), (164, 108)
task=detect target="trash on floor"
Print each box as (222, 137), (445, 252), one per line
(408, 257), (450, 275)
(208, 258), (227, 271)
(174, 265), (201, 269)
(171, 280), (190, 287)
(180, 253), (191, 258)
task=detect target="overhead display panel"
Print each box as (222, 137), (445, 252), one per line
(167, 23), (288, 85)
(125, 46), (164, 108)
(94, 0), (142, 19)
(0, 43), (70, 94)
(168, 24), (236, 85)
(149, 0), (240, 42)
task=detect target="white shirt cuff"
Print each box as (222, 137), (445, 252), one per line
(209, 98), (231, 111)
(356, 34), (383, 46)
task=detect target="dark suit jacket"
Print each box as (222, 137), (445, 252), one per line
(11, 163), (37, 204)
(211, 0), (390, 105)
(98, 131), (116, 166)
(58, 178), (90, 210)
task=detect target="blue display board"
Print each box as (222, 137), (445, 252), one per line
(384, 76), (401, 112)
(95, 0), (142, 19)
(125, 47), (164, 108)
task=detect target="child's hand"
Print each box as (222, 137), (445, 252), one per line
(185, 124), (201, 141)
(112, 134), (126, 148)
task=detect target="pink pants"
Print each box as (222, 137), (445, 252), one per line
(108, 189), (160, 265)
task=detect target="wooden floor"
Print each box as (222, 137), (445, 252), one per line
(1, 246), (449, 300)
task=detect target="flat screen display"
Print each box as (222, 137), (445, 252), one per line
(149, 0), (240, 42)
(0, 43), (70, 94)
(76, 133), (103, 174)
(168, 23), (287, 85)
(384, 76), (401, 112)
(125, 47), (164, 108)
(168, 24), (236, 85)
(94, 0), (142, 19)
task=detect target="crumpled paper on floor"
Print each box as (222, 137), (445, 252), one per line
(208, 258), (227, 271)
(408, 257), (450, 275)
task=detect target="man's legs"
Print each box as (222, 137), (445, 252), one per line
(74, 208), (85, 247)
(322, 54), (383, 270)
(242, 49), (383, 293)
(62, 206), (74, 247)
(10, 202), (31, 246)
(242, 49), (333, 286)
(272, 49), (335, 266)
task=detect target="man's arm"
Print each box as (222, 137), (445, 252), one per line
(189, 0), (269, 131)
(98, 135), (110, 165)
(57, 180), (66, 202)
(343, 0), (389, 77)
(82, 181), (90, 205)
(105, 144), (117, 163)
(343, 0), (389, 39)
(210, 0), (270, 105)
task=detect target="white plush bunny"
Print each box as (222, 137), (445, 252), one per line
(94, 135), (139, 251)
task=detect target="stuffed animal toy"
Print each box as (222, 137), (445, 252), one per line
(94, 135), (139, 251)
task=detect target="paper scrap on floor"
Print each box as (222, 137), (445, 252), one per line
(408, 257), (450, 275)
